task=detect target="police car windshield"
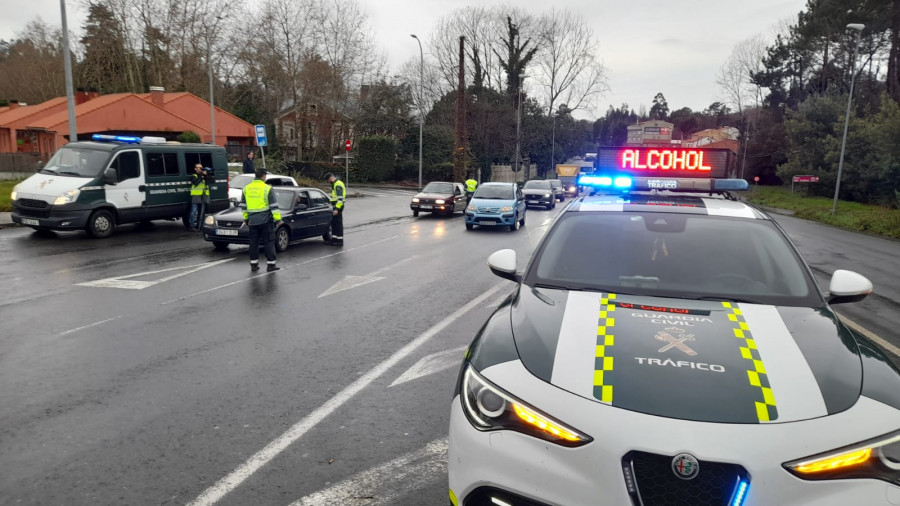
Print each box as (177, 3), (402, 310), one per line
(524, 180), (551, 190)
(474, 185), (514, 200)
(230, 174), (254, 189)
(422, 182), (454, 194)
(526, 212), (821, 307)
(41, 147), (111, 178)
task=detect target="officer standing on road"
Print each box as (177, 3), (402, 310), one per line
(242, 168), (283, 272)
(189, 163), (212, 230)
(465, 174), (478, 204)
(325, 172), (345, 247)
(242, 151), (256, 174)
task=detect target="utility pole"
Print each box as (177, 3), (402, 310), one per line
(832, 23), (865, 215)
(454, 36), (466, 182)
(515, 86), (523, 180)
(411, 34), (424, 190)
(60, 0), (77, 142)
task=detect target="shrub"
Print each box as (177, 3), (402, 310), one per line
(177, 131), (201, 143)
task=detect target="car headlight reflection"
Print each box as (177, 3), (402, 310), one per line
(460, 365), (591, 447)
(411, 197), (420, 203)
(784, 430), (900, 485)
(435, 199), (445, 204)
(500, 206), (513, 212)
(11, 184), (19, 201)
(53, 189), (80, 206)
(544, 193), (551, 198)
(467, 205), (476, 212)
(204, 215), (215, 225)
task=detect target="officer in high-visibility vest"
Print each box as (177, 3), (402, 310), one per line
(189, 163), (212, 230)
(465, 174), (478, 204)
(325, 172), (345, 247)
(242, 168), (283, 271)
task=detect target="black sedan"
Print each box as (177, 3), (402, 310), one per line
(522, 179), (556, 209)
(202, 187), (333, 251)
(410, 181), (467, 217)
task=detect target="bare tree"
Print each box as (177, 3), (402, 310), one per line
(717, 33), (768, 178)
(534, 7), (608, 116)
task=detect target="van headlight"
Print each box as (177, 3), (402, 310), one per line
(460, 365), (592, 447)
(10, 185), (18, 202)
(53, 189), (80, 206)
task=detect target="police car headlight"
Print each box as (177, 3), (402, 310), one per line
(53, 189), (80, 206)
(411, 197), (420, 203)
(435, 199), (445, 204)
(204, 215), (215, 226)
(785, 430), (900, 486)
(467, 205), (476, 212)
(460, 365), (591, 447)
(500, 206), (513, 212)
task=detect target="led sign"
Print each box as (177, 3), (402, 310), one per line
(593, 147), (731, 179)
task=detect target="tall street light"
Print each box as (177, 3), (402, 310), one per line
(208, 15), (223, 145)
(832, 23), (865, 215)
(59, 0), (77, 142)
(411, 34), (424, 190)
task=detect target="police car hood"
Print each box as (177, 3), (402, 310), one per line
(15, 173), (92, 203)
(511, 288), (863, 424)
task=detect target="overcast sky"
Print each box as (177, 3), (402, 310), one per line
(1, 0), (807, 119)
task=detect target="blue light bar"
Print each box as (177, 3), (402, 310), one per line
(92, 134), (141, 144)
(614, 176), (633, 188)
(730, 479), (749, 506)
(714, 179), (750, 191)
(579, 175), (611, 186)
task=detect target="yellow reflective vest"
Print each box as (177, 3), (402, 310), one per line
(330, 179), (346, 210)
(242, 179), (282, 224)
(465, 179), (478, 192)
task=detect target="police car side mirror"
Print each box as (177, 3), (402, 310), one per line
(827, 269), (872, 304)
(103, 168), (117, 185)
(488, 249), (520, 283)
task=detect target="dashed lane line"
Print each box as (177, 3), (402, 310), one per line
(56, 316), (122, 337)
(186, 282), (508, 506)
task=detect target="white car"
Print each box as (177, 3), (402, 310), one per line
(228, 173), (298, 204)
(448, 174), (900, 505)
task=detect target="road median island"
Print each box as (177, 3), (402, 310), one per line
(745, 186), (900, 240)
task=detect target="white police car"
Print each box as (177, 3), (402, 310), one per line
(448, 147), (900, 506)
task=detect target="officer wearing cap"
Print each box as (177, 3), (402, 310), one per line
(242, 168), (283, 271)
(325, 172), (345, 247)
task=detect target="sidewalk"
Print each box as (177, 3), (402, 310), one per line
(0, 212), (16, 229)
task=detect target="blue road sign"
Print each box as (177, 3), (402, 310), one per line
(255, 124), (268, 147)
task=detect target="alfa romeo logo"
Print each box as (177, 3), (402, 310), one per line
(671, 453), (700, 480)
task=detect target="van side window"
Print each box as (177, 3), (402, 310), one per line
(185, 152), (213, 172)
(146, 152), (180, 177)
(111, 151), (140, 182)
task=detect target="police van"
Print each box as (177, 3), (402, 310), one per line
(10, 135), (230, 238)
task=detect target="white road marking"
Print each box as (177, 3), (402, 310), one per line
(837, 312), (900, 358)
(389, 346), (467, 387)
(56, 316), (122, 337)
(160, 236), (398, 306)
(317, 256), (416, 298)
(77, 258), (234, 289)
(290, 438), (448, 506)
(187, 282), (508, 506)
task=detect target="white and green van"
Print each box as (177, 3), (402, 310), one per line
(10, 135), (230, 237)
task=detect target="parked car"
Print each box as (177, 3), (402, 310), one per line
(464, 182), (526, 232)
(228, 173), (298, 204)
(203, 186), (332, 251)
(410, 181), (467, 217)
(522, 179), (556, 209)
(548, 179), (565, 201)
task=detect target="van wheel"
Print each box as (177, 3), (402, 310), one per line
(213, 241), (229, 251)
(86, 209), (115, 238)
(275, 226), (290, 252)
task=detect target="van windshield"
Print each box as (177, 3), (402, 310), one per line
(41, 147), (112, 178)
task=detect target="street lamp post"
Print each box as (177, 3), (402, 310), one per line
(208, 16), (223, 146)
(411, 34), (424, 190)
(59, 0), (77, 142)
(832, 23), (865, 215)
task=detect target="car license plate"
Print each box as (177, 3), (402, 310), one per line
(21, 218), (39, 226)
(420, 204), (433, 209)
(216, 229), (238, 236)
(480, 220), (497, 225)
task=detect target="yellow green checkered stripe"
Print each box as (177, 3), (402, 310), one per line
(723, 302), (778, 422)
(593, 293), (617, 404)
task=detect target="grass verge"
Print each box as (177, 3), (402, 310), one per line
(0, 179), (24, 212)
(745, 185), (900, 239)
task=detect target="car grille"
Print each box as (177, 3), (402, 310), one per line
(526, 195), (542, 200)
(18, 198), (49, 209)
(476, 207), (500, 213)
(14, 200), (51, 218)
(417, 198), (436, 204)
(623, 451), (748, 506)
(217, 220), (243, 228)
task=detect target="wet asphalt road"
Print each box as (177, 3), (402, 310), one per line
(0, 191), (898, 506)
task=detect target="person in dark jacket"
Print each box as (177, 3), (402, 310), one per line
(242, 151), (256, 174)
